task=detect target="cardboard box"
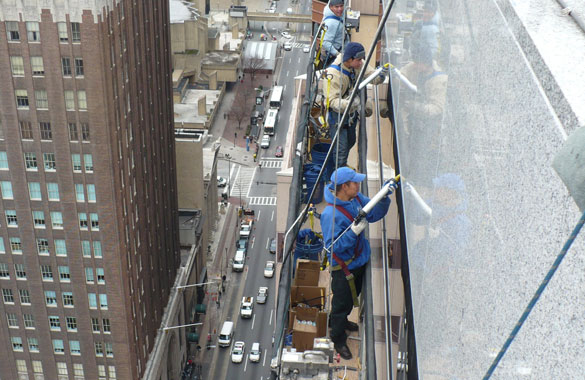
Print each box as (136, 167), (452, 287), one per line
(290, 285), (326, 310)
(289, 307), (328, 352)
(294, 259), (321, 287)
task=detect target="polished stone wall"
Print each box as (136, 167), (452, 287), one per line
(384, 0), (585, 378)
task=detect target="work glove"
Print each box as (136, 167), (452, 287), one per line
(351, 219), (368, 235)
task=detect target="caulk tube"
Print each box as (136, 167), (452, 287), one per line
(355, 175), (401, 222)
(358, 63), (390, 90)
(405, 182), (432, 217)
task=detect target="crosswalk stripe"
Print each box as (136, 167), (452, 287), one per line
(259, 160), (282, 169)
(248, 197), (277, 206)
(230, 167), (256, 197)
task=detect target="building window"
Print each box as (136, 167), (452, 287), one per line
(49, 315), (61, 330)
(47, 182), (60, 200)
(6, 210), (18, 227)
(91, 317), (100, 332)
(55, 240), (67, 256)
(105, 342), (114, 357)
(75, 58), (84, 76)
(66, 316), (77, 331)
(35, 90), (48, 109)
(43, 152), (56, 171)
(0, 238), (4, 254)
(24, 152), (37, 170)
(15, 90), (29, 108)
(57, 22), (68, 41)
(6, 312), (18, 327)
(64, 90), (75, 110)
(0, 263), (10, 279)
(40, 265), (53, 281)
(90, 213), (99, 231)
(62, 57), (71, 76)
(11, 336), (23, 351)
(70, 340), (81, 355)
(24, 314), (35, 329)
(58, 266), (71, 282)
(19, 289), (31, 304)
(6, 21), (20, 41)
(2, 288), (15, 303)
(15, 264), (26, 279)
(71, 22), (81, 42)
(26, 21), (40, 41)
(95, 342), (104, 357)
(28, 337), (40, 352)
(81, 123), (90, 141)
(72, 154), (81, 171)
(88, 293), (97, 309)
(96, 268), (105, 284)
(93, 241), (102, 258)
(19, 121), (33, 139)
(28, 182), (42, 200)
(82, 240), (91, 257)
(10, 238), (22, 254)
(78, 90), (87, 110)
(10, 56), (24, 76)
(75, 184), (84, 202)
(102, 318), (111, 333)
(78, 213), (88, 230)
(39, 122), (52, 140)
(57, 362), (68, 375)
(87, 184), (96, 202)
(109, 366), (117, 379)
(33, 361), (44, 374)
(85, 268), (94, 283)
(51, 211), (64, 229)
(1, 181), (13, 199)
(37, 238), (50, 255)
(62, 292), (74, 307)
(45, 291), (57, 306)
(0, 152), (8, 169)
(84, 154), (93, 172)
(31, 56), (44, 75)
(98, 365), (106, 377)
(99, 294), (108, 309)
(53, 339), (65, 354)
(32, 210), (46, 228)
(16, 360), (28, 373)
(69, 123), (78, 141)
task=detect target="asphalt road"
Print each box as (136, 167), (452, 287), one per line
(214, 8), (312, 380)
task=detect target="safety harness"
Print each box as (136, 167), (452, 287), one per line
(327, 196), (363, 307)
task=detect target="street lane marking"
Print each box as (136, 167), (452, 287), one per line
(252, 314), (256, 329)
(266, 238), (270, 250)
(244, 355), (249, 371)
(249, 197), (277, 206)
(269, 309), (273, 325)
(259, 159), (282, 169)
(286, 70), (289, 76)
(263, 349), (268, 366)
(257, 209), (261, 220)
(271, 210), (274, 221)
(251, 236), (255, 249)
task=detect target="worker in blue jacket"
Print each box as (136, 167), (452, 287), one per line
(320, 167), (395, 360)
(321, 0), (347, 67)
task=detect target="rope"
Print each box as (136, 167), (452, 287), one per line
(482, 209), (585, 379)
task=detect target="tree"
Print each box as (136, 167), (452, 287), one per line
(229, 82), (255, 130)
(245, 56), (266, 81)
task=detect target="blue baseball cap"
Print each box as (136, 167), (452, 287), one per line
(331, 167), (366, 185)
(342, 42), (366, 62)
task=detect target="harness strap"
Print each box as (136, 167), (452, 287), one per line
(326, 197), (364, 307)
(324, 14), (342, 22)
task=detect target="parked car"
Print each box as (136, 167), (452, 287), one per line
(269, 238), (276, 254)
(264, 261), (275, 278)
(286, 7), (293, 14)
(217, 176), (227, 187)
(283, 42), (292, 51)
(236, 238), (248, 251)
(257, 286), (268, 304)
(231, 341), (245, 363)
(275, 146), (283, 157)
(261, 134), (271, 149)
(250, 342), (261, 362)
(281, 31), (291, 39)
(303, 45), (310, 53)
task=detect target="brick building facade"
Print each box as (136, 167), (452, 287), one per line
(0, 1), (180, 379)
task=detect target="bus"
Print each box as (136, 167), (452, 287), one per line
(264, 108), (278, 136)
(269, 86), (284, 109)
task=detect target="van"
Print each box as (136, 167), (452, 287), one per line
(218, 321), (234, 347)
(233, 251), (245, 272)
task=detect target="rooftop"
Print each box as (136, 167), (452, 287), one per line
(173, 89), (221, 125)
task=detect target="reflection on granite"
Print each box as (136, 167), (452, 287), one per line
(384, 0), (585, 378)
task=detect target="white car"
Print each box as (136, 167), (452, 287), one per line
(250, 342), (261, 362)
(217, 176), (227, 187)
(231, 341), (245, 363)
(303, 45), (310, 53)
(257, 286), (268, 304)
(264, 261), (275, 278)
(283, 42), (292, 51)
(281, 31), (291, 39)
(260, 134), (270, 149)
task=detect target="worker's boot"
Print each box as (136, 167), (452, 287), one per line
(334, 342), (353, 360)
